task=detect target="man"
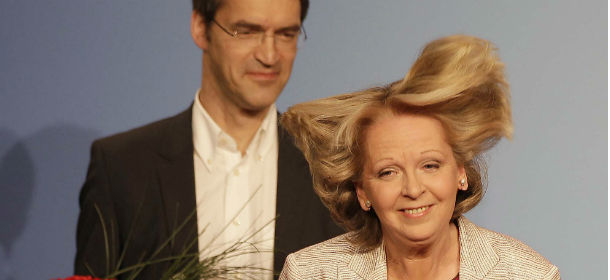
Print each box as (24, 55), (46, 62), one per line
(74, 0), (342, 278)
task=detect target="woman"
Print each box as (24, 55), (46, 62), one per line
(279, 35), (559, 279)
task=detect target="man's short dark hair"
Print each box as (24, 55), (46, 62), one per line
(192, 0), (310, 25)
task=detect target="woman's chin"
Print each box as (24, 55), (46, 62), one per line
(402, 232), (435, 244)
(386, 226), (437, 245)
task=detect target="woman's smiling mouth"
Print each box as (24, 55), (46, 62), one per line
(401, 205), (432, 218)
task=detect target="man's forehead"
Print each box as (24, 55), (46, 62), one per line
(216, 0), (301, 26)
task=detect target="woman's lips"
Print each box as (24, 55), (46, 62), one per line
(400, 205), (432, 218)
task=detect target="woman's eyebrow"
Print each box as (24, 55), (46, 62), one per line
(420, 149), (444, 155)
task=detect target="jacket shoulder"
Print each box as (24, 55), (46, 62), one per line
(92, 107), (191, 155)
(291, 232), (358, 260)
(470, 221), (560, 279)
(280, 233), (359, 279)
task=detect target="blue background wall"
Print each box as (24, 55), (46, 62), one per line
(0, 1), (606, 279)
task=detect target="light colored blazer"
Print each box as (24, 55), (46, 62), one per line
(279, 217), (560, 280)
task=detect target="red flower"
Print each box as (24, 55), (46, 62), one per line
(53, 276), (115, 280)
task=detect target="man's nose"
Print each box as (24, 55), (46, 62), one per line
(254, 35), (280, 66)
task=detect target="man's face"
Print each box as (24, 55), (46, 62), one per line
(201, 0), (301, 112)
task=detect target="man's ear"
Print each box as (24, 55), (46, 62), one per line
(191, 11), (208, 50)
(355, 182), (370, 211)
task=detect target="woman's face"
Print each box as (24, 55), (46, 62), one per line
(356, 113), (466, 244)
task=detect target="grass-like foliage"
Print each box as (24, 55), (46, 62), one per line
(86, 185), (275, 280)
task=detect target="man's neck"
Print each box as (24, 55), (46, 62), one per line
(198, 89), (271, 155)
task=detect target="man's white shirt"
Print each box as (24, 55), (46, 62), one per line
(192, 89), (278, 278)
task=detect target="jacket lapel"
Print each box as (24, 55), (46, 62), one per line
(342, 217), (499, 280)
(274, 115), (345, 276)
(345, 244), (387, 279)
(274, 123), (300, 273)
(458, 217), (499, 280)
(155, 106), (198, 257)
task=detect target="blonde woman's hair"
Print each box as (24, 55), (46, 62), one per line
(281, 35), (513, 249)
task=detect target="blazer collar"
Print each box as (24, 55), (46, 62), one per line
(344, 217), (499, 280)
(158, 106), (194, 160)
(346, 242), (387, 279)
(457, 216), (500, 279)
(155, 106), (198, 256)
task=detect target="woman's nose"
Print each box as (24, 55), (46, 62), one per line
(401, 174), (425, 199)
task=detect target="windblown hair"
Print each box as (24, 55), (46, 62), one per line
(281, 35), (513, 249)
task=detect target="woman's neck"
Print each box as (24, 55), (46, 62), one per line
(385, 222), (460, 280)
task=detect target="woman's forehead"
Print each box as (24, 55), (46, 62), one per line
(362, 114), (451, 157)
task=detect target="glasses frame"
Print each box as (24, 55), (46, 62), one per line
(211, 19), (308, 43)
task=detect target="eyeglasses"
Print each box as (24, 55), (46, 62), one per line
(211, 19), (307, 50)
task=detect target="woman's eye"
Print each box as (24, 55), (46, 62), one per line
(423, 163), (440, 170)
(378, 169), (396, 178)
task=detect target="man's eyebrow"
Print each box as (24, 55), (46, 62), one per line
(276, 25), (302, 32)
(233, 21), (264, 30)
(233, 20), (301, 31)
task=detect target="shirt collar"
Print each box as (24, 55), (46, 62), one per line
(192, 89), (277, 169)
(252, 102), (278, 161)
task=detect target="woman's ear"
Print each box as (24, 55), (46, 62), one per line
(355, 181), (371, 211)
(458, 166), (468, 191)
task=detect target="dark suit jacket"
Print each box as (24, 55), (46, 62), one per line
(74, 106), (343, 279)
